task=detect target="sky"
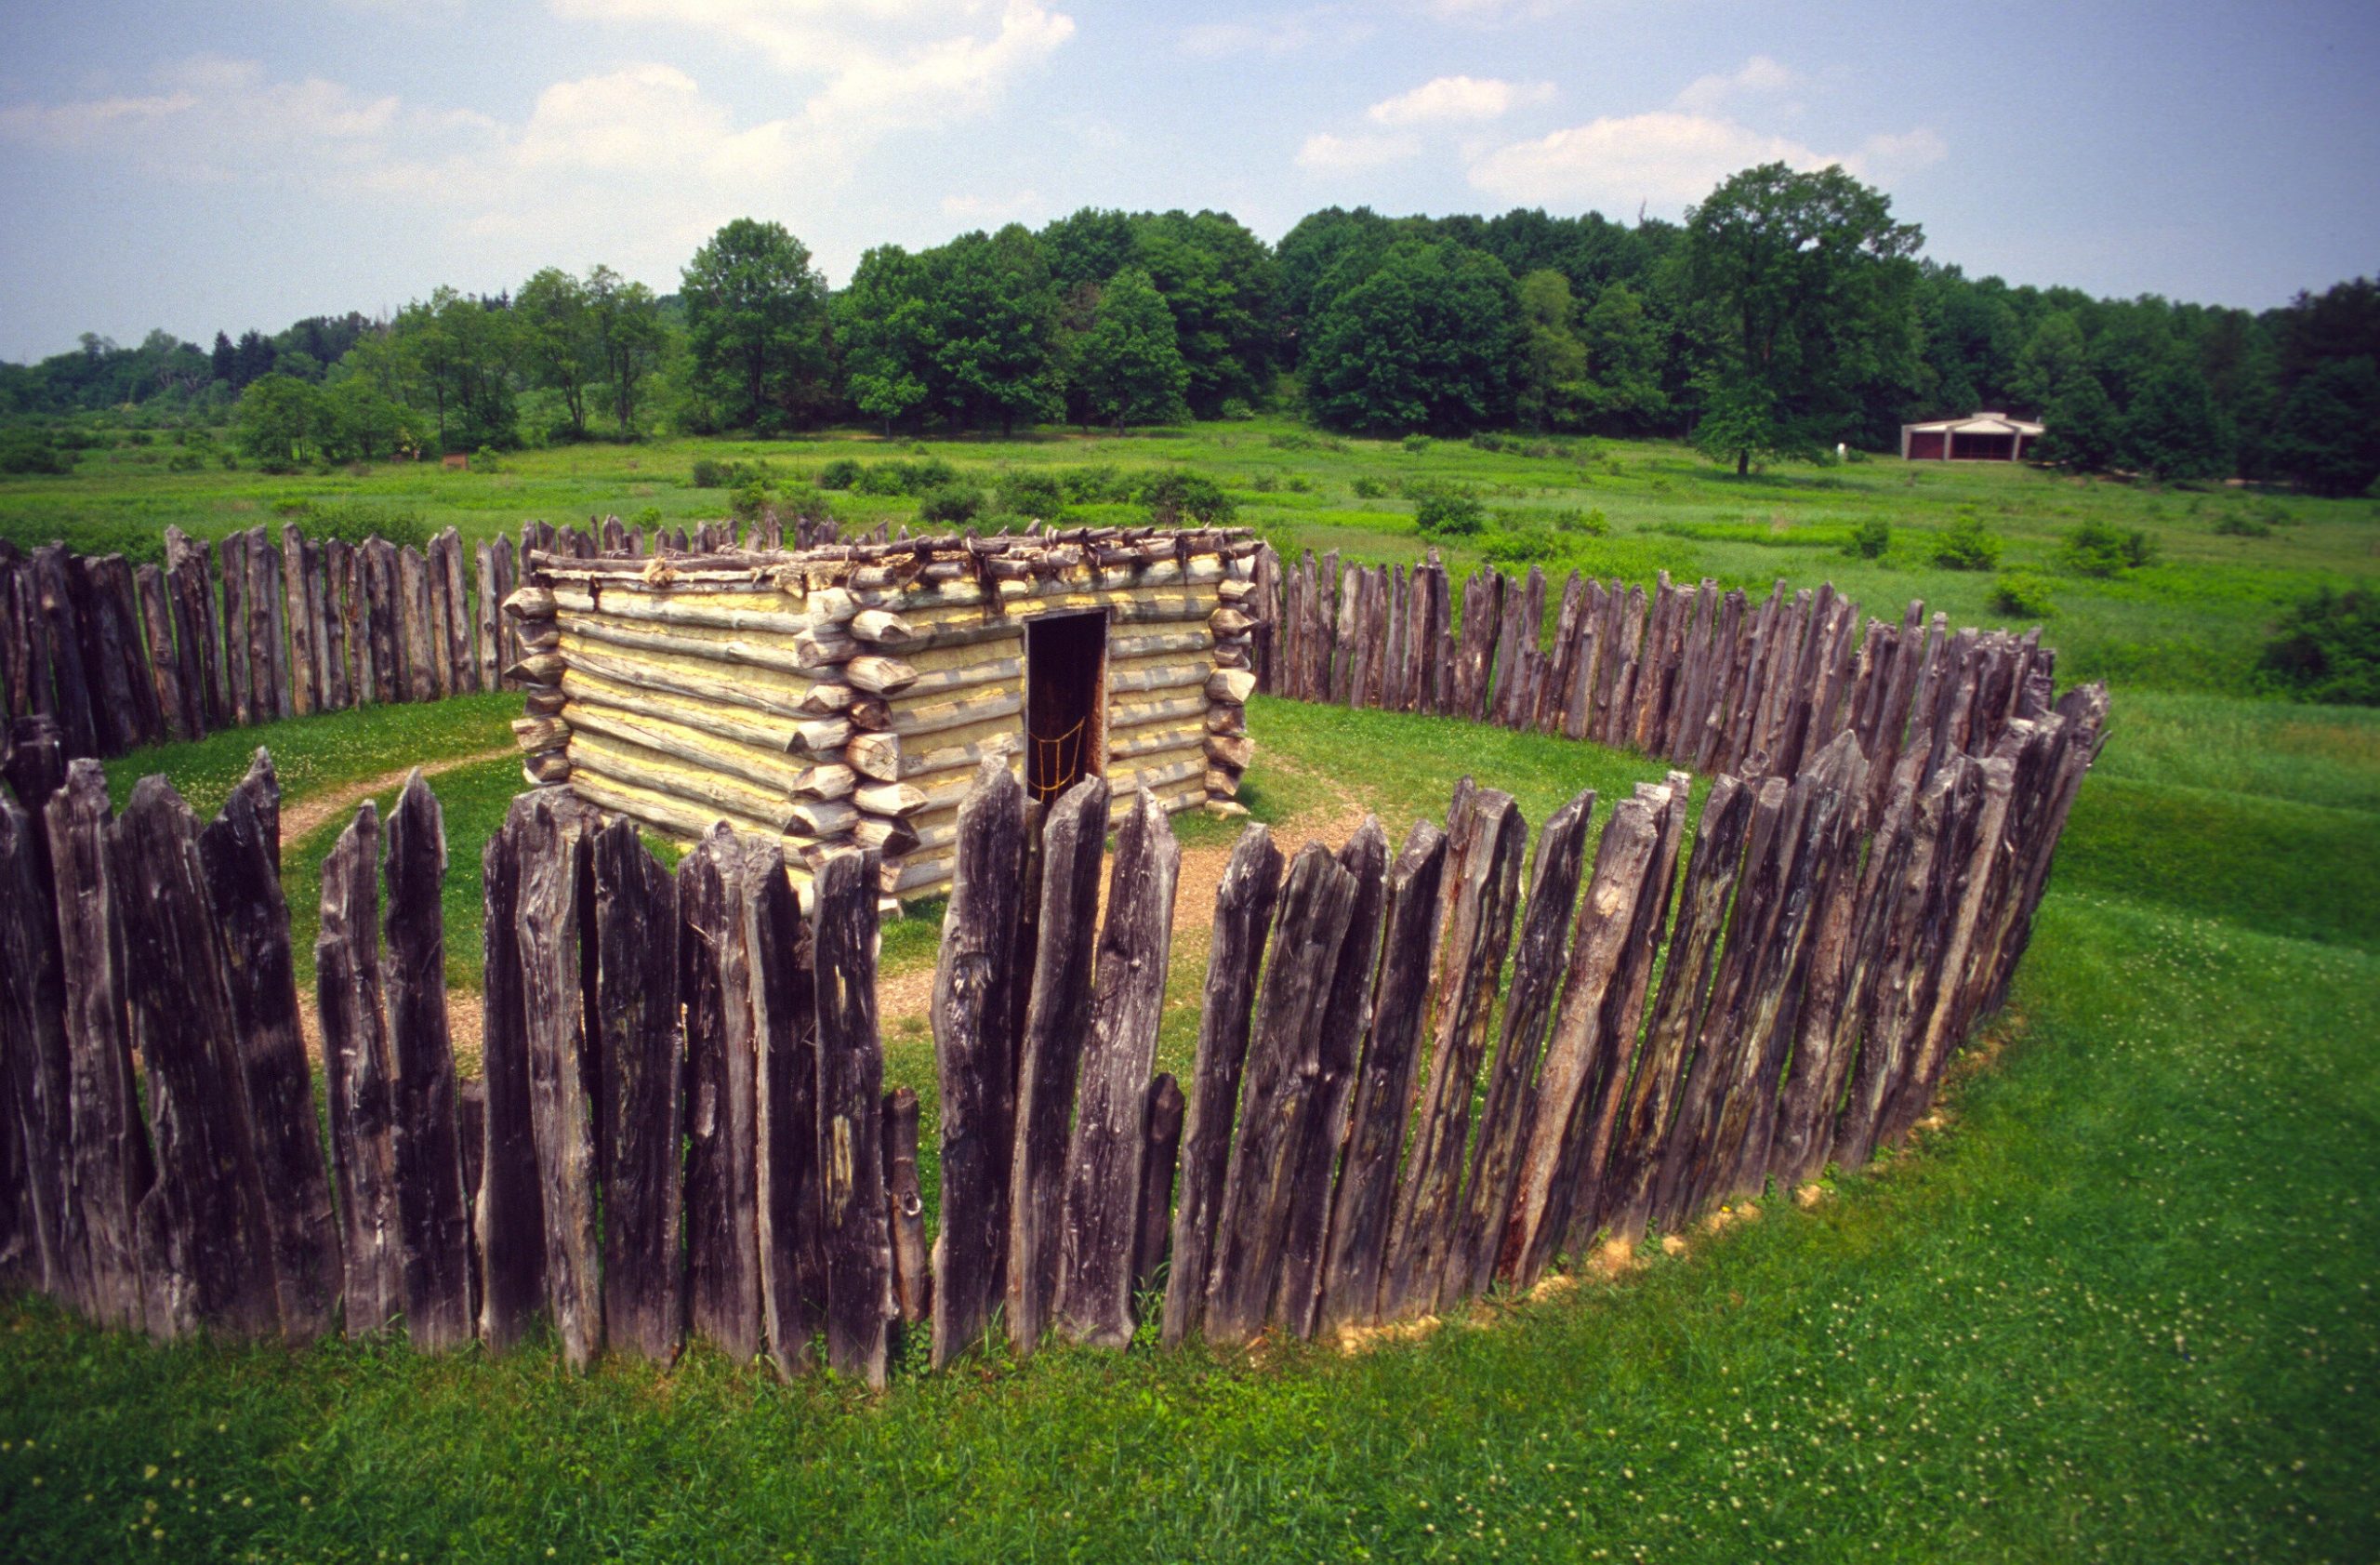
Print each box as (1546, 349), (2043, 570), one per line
(1, 0), (2374, 363)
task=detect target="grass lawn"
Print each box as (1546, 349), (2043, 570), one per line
(5, 425), (2378, 1560)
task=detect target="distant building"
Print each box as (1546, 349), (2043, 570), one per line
(1899, 411), (2043, 462)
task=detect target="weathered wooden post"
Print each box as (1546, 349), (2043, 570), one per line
(198, 752), (342, 1342)
(593, 815), (683, 1363)
(318, 802), (403, 1337)
(514, 794), (601, 1368)
(929, 758), (1027, 1367)
(1007, 776), (1109, 1354)
(1055, 790), (1182, 1349)
(813, 846), (892, 1388)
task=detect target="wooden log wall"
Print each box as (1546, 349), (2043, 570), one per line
(4, 654), (2102, 1370)
(1249, 544), (2056, 786)
(0, 514), (758, 764)
(523, 524), (1261, 907)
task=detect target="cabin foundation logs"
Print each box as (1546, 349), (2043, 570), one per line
(510, 527), (1263, 905)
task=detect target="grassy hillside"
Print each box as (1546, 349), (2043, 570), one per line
(6, 418), (2373, 699)
(6, 424), (2377, 1561)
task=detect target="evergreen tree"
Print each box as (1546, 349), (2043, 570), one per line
(210, 331), (235, 384)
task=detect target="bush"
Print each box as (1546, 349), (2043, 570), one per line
(1250, 473), (1278, 493)
(1138, 470), (1235, 526)
(994, 469), (1065, 520)
(1409, 480), (1485, 538)
(2213, 512), (2270, 538)
(1481, 524), (1557, 564)
(1844, 517), (1891, 559)
(632, 505), (664, 529)
(1990, 573), (2057, 619)
(1400, 433), (1431, 454)
(297, 500), (433, 550)
(1931, 514), (2003, 571)
(2061, 520), (2158, 577)
(691, 458), (728, 489)
(165, 450), (205, 473)
(917, 482), (985, 525)
(0, 429), (77, 475)
(817, 458), (862, 491)
(1060, 464), (1133, 504)
(852, 462), (907, 496)
(730, 481), (771, 522)
(2259, 586), (2380, 705)
(469, 444), (502, 473)
(1549, 507), (1609, 537)
(1219, 397), (1255, 421)
(1351, 475), (1387, 499)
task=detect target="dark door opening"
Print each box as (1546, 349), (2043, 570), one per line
(1025, 612), (1107, 803)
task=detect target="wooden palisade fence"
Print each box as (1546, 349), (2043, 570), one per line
(0, 619), (2105, 1376)
(0, 511), (840, 764)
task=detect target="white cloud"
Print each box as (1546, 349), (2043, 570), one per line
(1673, 55), (1798, 114)
(1468, 110), (1844, 208)
(1418, 0), (1568, 22)
(549, 0), (1073, 126)
(1367, 74), (1552, 126)
(1295, 130), (1421, 173)
(941, 188), (1044, 224)
(1859, 126), (1949, 177)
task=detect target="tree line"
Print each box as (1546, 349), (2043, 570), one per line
(3, 164), (2373, 493)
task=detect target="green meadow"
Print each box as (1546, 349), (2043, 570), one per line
(3, 426), (2375, 1561)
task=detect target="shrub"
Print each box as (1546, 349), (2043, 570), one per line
(469, 444), (502, 473)
(852, 462), (907, 497)
(917, 482), (985, 525)
(1060, 464), (1132, 504)
(1481, 524), (1557, 564)
(1549, 507), (1609, 537)
(1219, 397), (1255, 421)
(2213, 511), (2270, 538)
(301, 500), (432, 550)
(730, 480), (771, 522)
(1401, 433), (1430, 454)
(690, 458), (728, 488)
(0, 430), (75, 475)
(994, 469), (1065, 520)
(165, 450), (205, 473)
(2259, 586), (2380, 705)
(1990, 573), (2057, 619)
(1844, 517), (1891, 559)
(1250, 473), (1278, 493)
(1138, 470), (1235, 526)
(1931, 514), (2003, 571)
(2061, 520), (2157, 577)
(632, 505), (664, 529)
(1351, 475), (1387, 499)
(817, 458), (862, 491)
(1408, 480), (1485, 538)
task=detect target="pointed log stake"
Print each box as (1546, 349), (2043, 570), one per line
(1448, 787), (1593, 1306)
(476, 801), (546, 1352)
(1134, 1074), (1185, 1301)
(46, 764), (150, 1328)
(1501, 792), (1664, 1287)
(929, 758), (1028, 1368)
(1056, 790), (1183, 1349)
(813, 846), (892, 1389)
(198, 752), (342, 1343)
(1379, 789), (1526, 1320)
(680, 828), (764, 1362)
(515, 794), (602, 1369)
(884, 1088), (931, 1325)
(1273, 817), (1389, 1336)
(0, 788), (73, 1302)
(384, 773), (473, 1352)
(594, 816), (683, 1362)
(1201, 842), (1360, 1346)
(111, 776), (280, 1340)
(1159, 823), (1284, 1346)
(751, 834), (824, 1378)
(1313, 820), (1448, 1334)
(1007, 776), (1110, 1355)
(318, 802), (402, 1338)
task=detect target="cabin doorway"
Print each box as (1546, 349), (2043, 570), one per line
(1025, 612), (1107, 803)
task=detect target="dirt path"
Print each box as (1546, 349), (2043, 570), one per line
(279, 747), (516, 849)
(876, 755), (1383, 1026)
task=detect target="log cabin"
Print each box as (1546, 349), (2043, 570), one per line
(502, 524), (1263, 906)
